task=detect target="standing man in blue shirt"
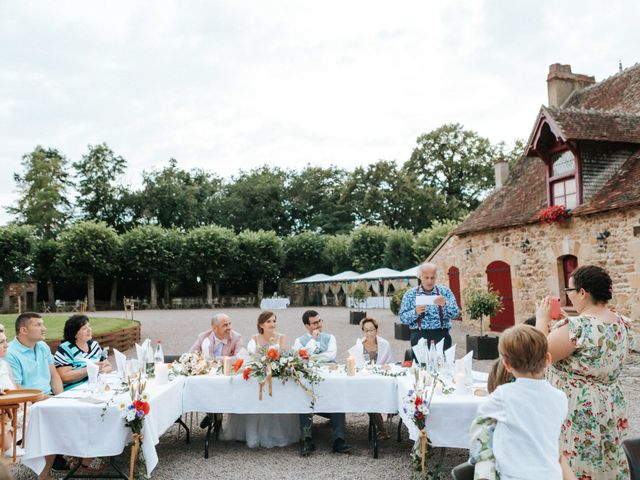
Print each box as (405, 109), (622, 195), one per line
(399, 262), (460, 351)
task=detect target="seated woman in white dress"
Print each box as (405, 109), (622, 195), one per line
(222, 311), (300, 448)
(0, 327), (25, 457)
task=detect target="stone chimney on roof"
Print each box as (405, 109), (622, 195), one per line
(547, 63), (596, 107)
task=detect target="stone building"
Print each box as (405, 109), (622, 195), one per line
(429, 63), (640, 334)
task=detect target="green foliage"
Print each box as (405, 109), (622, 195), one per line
(73, 143), (129, 232)
(132, 158), (224, 230)
(463, 286), (503, 336)
(322, 235), (353, 274)
(183, 225), (238, 281)
(0, 225), (35, 283)
(350, 283), (370, 304)
(58, 221), (120, 278)
(349, 226), (389, 272)
(33, 238), (61, 281)
(384, 229), (415, 270)
(406, 123), (495, 212)
(121, 225), (182, 280)
(413, 219), (461, 261)
(390, 286), (410, 315)
(237, 230), (284, 280)
(7, 146), (73, 238)
(223, 166), (291, 235)
(283, 232), (329, 278)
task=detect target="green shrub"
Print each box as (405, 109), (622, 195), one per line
(390, 286), (410, 315)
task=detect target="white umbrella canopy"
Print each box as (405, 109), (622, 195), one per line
(353, 268), (401, 280)
(396, 265), (420, 278)
(326, 270), (361, 282)
(292, 273), (332, 284)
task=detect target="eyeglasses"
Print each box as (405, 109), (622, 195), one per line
(309, 319), (323, 326)
(563, 288), (579, 292)
(363, 328), (377, 333)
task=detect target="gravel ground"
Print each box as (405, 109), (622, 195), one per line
(11, 307), (640, 479)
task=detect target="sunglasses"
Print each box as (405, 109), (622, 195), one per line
(563, 287), (579, 292)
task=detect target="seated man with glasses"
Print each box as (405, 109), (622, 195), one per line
(293, 310), (350, 456)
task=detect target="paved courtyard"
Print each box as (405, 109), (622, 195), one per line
(12, 307), (640, 479)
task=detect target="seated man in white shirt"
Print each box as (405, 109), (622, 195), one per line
(293, 310), (350, 456)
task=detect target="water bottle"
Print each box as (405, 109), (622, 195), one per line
(145, 343), (155, 378)
(154, 340), (164, 363)
(428, 340), (437, 374)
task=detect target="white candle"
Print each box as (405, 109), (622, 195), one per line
(223, 356), (232, 376)
(155, 363), (169, 385)
(346, 356), (356, 376)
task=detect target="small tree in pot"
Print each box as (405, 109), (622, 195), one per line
(349, 283), (370, 325)
(391, 286), (411, 341)
(463, 286), (503, 359)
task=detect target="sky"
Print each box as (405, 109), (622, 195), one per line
(1, 0), (639, 225)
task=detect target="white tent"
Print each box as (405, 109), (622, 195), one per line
(326, 270), (361, 282)
(353, 268), (401, 280)
(397, 265), (419, 278)
(292, 273), (332, 284)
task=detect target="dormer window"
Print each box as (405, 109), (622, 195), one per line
(549, 150), (578, 208)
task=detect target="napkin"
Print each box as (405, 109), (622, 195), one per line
(444, 344), (456, 365)
(412, 338), (428, 365)
(201, 338), (211, 360)
(86, 360), (99, 385)
(348, 339), (366, 367)
(455, 350), (473, 375)
(435, 338), (445, 357)
(113, 348), (127, 376)
(135, 339), (151, 364)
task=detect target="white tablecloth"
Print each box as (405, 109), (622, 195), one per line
(346, 296), (390, 309)
(183, 369), (398, 414)
(259, 298), (290, 309)
(396, 372), (488, 449)
(22, 375), (186, 477)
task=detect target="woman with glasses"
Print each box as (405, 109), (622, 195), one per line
(535, 265), (633, 480)
(352, 317), (394, 439)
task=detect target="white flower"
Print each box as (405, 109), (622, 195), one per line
(125, 410), (136, 422)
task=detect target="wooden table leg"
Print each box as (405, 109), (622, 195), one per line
(11, 406), (18, 463)
(1, 409), (5, 458)
(21, 402), (27, 449)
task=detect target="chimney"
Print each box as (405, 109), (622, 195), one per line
(494, 160), (509, 190)
(547, 63), (595, 107)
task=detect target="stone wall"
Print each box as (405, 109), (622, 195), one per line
(430, 207), (640, 335)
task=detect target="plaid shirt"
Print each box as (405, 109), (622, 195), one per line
(398, 284), (459, 330)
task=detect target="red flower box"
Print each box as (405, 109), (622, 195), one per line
(537, 205), (571, 225)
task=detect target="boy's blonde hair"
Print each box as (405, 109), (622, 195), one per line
(487, 359), (514, 393)
(498, 325), (548, 375)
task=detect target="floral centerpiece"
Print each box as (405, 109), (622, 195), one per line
(242, 346), (322, 401)
(537, 204), (571, 225)
(119, 371), (150, 480)
(170, 352), (210, 377)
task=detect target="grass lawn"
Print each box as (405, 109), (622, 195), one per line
(0, 314), (135, 342)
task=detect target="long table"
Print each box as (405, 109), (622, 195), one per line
(22, 375), (186, 477)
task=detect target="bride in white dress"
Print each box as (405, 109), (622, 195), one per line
(221, 311), (300, 448)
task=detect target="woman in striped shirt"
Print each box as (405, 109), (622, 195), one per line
(54, 315), (112, 391)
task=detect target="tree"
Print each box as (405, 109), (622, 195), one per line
(348, 226), (389, 272)
(384, 229), (415, 271)
(73, 143), (129, 232)
(33, 238), (61, 307)
(322, 235), (353, 275)
(222, 167), (291, 235)
(58, 221), (120, 310)
(132, 159), (224, 230)
(237, 230), (284, 301)
(121, 226), (179, 308)
(413, 219), (461, 261)
(0, 226), (35, 312)
(287, 166), (352, 234)
(405, 123), (495, 212)
(494, 138), (526, 169)
(183, 226), (238, 306)
(7, 146), (73, 238)
(283, 232), (329, 279)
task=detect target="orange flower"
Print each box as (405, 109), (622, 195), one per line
(266, 348), (280, 361)
(233, 358), (244, 373)
(242, 367), (252, 380)
(298, 349), (309, 360)
(133, 400), (150, 416)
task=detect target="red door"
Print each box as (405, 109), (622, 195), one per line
(562, 255), (578, 306)
(448, 266), (462, 320)
(486, 261), (515, 332)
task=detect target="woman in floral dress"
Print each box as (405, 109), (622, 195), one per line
(536, 265), (633, 480)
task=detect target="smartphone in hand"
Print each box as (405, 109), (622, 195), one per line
(550, 296), (562, 320)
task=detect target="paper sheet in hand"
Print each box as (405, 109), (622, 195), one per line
(416, 295), (438, 306)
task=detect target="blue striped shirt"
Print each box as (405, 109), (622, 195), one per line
(54, 340), (104, 391)
(399, 284), (460, 330)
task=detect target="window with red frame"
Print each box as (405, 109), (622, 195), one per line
(549, 150), (578, 208)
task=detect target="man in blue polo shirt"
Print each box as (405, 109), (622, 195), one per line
(399, 262), (460, 351)
(7, 312), (63, 395)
